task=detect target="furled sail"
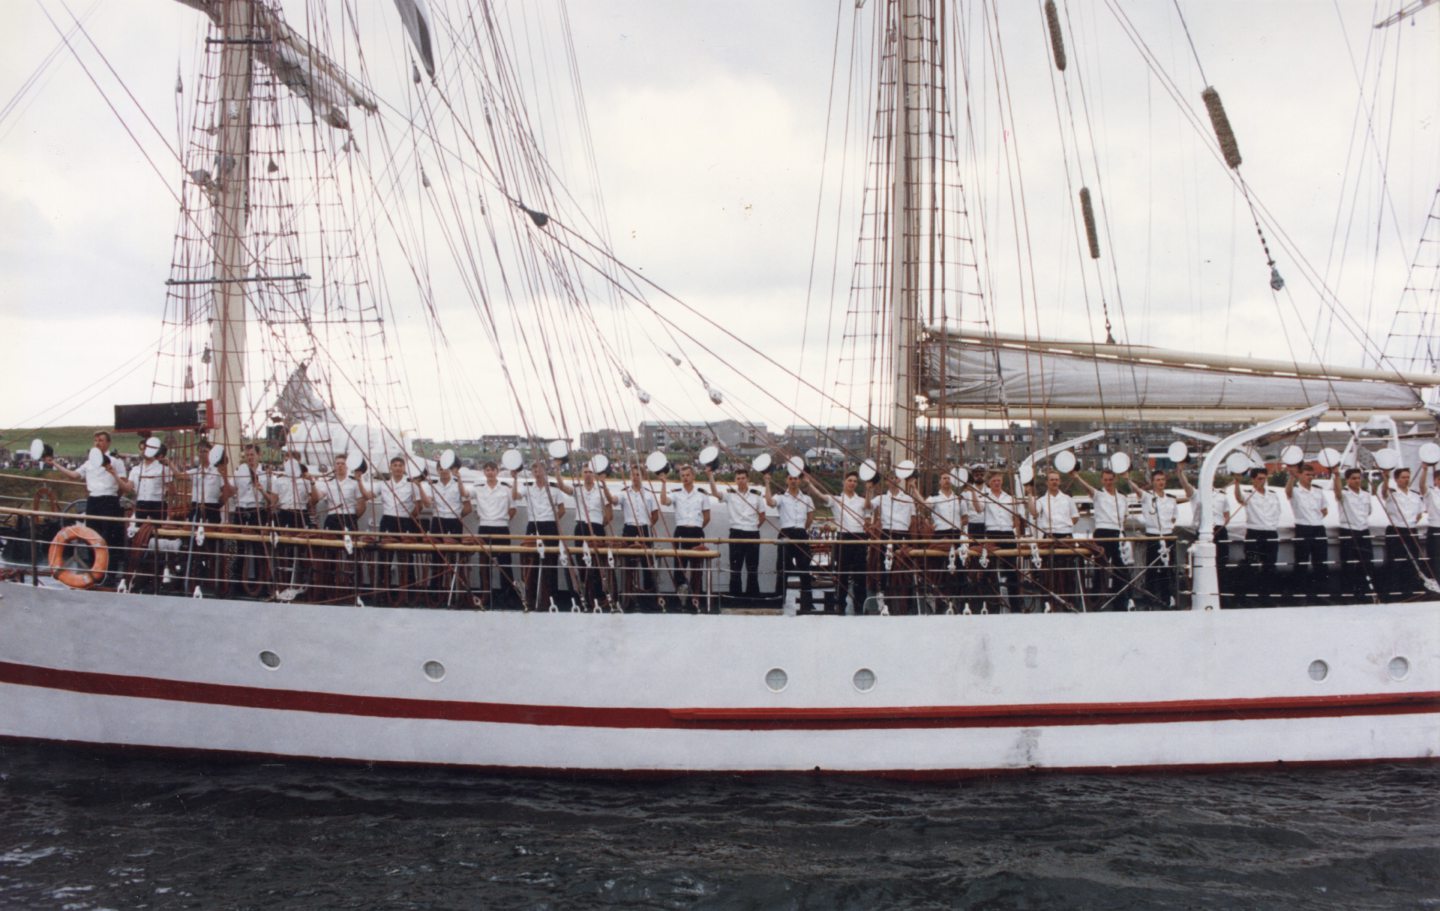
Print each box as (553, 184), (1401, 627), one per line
(393, 0), (437, 78)
(924, 331), (1438, 421)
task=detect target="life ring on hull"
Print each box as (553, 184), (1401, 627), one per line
(49, 524), (109, 589)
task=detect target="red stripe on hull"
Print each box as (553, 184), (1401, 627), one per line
(1, 660), (1436, 731)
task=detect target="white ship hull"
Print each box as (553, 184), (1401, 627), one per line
(1, 583), (1435, 774)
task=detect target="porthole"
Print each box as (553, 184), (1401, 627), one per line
(852, 668), (876, 693)
(258, 650), (281, 670)
(765, 667), (788, 693)
(423, 660), (446, 682)
(1308, 659), (1328, 682)
(1388, 656), (1410, 680)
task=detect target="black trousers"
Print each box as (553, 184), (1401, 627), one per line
(1292, 524), (1328, 593)
(983, 529), (1016, 604)
(621, 524), (653, 595)
(1092, 527), (1124, 608)
(1340, 528), (1376, 601)
(274, 509), (309, 529)
(673, 525), (706, 593)
(727, 528), (762, 597)
(84, 495), (124, 557)
(379, 515), (421, 534)
(476, 524), (515, 600)
(835, 531), (868, 612)
(1242, 529), (1279, 603)
(572, 521), (608, 607)
(775, 527), (813, 608)
(133, 500), (165, 523)
(1382, 525), (1422, 599)
(190, 504), (222, 525)
(1144, 539), (1174, 608)
(323, 514), (357, 532)
(522, 520), (560, 608)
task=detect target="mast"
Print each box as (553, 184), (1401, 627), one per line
(887, 0), (922, 463)
(210, 0), (254, 455)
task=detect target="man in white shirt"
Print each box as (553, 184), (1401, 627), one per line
(46, 430), (128, 561)
(1380, 466), (1424, 600)
(1139, 469), (1187, 609)
(1234, 467), (1281, 606)
(808, 470), (868, 614)
(765, 473), (816, 612)
(316, 453), (367, 532)
(1029, 471), (1078, 537)
(1075, 468), (1130, 610)
(972, 470), (1020, 610)
(427, 463), (469, 537)
(660, 464), (711, 610)
(230, 444), (276, 527)
(712, 467), (766, 600)
(513, 460), (565, 610)
(1421, 463), (1440, 583)
(470, 461), (518, 607)
(186, 440), (234, 526)
(1178, 469), (1233, 603)
(126, 444), (174, 524)
(1335, 467), (1376, 601)
(558, 462), (614, 609)
(866, 473), (917, 611)
(376, 455), (426, 534)
(271, 459), (317, 529)
(916, 470), (966, 605)
(618, 465), (661, 606)
(1286, 463), (1329, 596)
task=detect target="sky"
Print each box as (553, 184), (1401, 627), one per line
(1, 1), (1437, 445)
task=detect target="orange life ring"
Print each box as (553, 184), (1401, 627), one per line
(49, 524), (109, 589)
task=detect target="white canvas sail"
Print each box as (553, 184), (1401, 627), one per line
(924, 331), (1437, 421)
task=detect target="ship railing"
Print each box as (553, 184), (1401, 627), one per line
(1, 502), (1429, 610)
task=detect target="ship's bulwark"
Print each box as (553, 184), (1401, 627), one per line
(0, 584), (1435, 773)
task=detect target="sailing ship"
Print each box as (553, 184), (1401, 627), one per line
(1, 0), (1437, 774)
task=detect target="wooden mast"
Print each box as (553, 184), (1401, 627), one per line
(210, 0), (254, 455)
(887, 0), (922, 465)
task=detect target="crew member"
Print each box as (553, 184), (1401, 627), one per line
(866, 472), (916, 611)
(712, 467), (765, 600)
(231, 444), (276, 526)
(1234, 467), (1280, 606)
(558, 462), (614, 609)
(1177, 469), (1232, 602)
(1138, 469), (1186, 609)
(920, 469), (967, 605)
(618, 466), (660, 607)
(1421, 463), (1440, 577)
(660, 464), (710, 611)
(973, 470), (1020, 610)
(1075, 468), (1129, 609)
(126, 442), (173, 524)
(513, 460), (565, 610)
(1380, 466), (1424, 600)
(470, 461), (517, 607)
(316, 453), (367, 531)
(1286, 463), (1329, 597)
(1334, 468), (1376, 601)
(808, 470), (869, 614)
(765, 472), (815, 612)
(272, 457), (317, 529)
(186, 441), (233, 526)
(45, 430), (128, 567)
(377, 455), (425, 533)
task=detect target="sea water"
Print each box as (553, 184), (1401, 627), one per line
(1, 743), (1436, 909)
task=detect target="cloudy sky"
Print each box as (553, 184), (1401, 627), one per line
(2, 1), (1437, 445)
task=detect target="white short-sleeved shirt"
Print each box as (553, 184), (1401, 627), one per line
(1240, 487), (1281, 532)
(1196, 489), (1230, 529)
(830, 492), (870, 534)
(187, 466), (225, 505)
(1427, 487), (1440, 528)
(1336, 488), (1372, 531)
(925, 492), (965, 532)
(472, 481), (513, 526)
(317, 476), (362, 515)
(572, 483), (609, 525)
(1290, 485), (1326, 526)
(619, 486), (659, 528)
(271, 475), (312, 512)
(81, 455), (126, 497)
(773, 490), (814, 530)
(1384, 487), (1423, 529)
(233, 466), (269, 510)
(429, 478), (465, 520)
(520, 482), (561, 523)
(377, 478), (420, 518)
(669, 486), (709, 529)
(1090, 488), (1128, 531)
(1139, 491), (1178, 536)
(978, 489), (1016, 533)
(875, 490), (915, 533)
(722, 488), (766, 533)
(128, 460), (171, 502)
(1033, 491), (1078, 535)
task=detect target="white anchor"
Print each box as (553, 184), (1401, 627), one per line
(884, 543), (894, 572)
(192, 586), (204, 599)
(194, 525), (206, 546)
(947, 546), (958, 573)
